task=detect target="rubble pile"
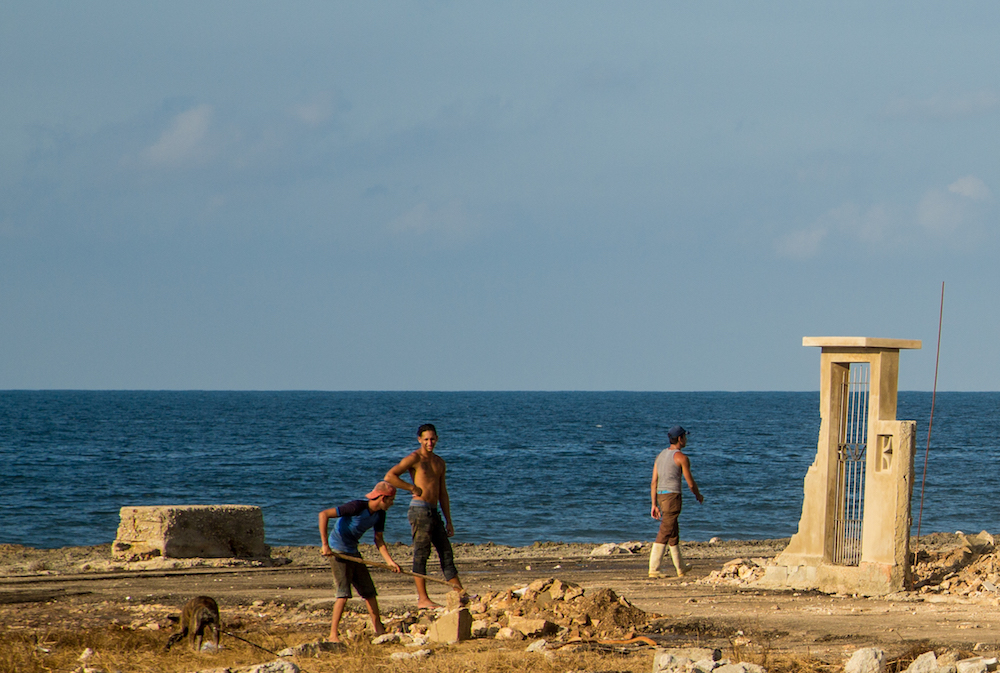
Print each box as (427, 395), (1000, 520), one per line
(385, 577), (648, 646)
(697, 557), (775, 588)
(653, 646), (765, 673)
(913, 531), (1000, 600)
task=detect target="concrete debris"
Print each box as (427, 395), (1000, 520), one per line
(652, 647), (763, 673)
(389, 648), (431, 660)
(845, 647), (886, 673)
(590, 541), (645, 556)
(905, 651), (939, 673)
(426, 608), (472, 643)
(371, 632), (403, 644)
(913, 532), (1000, 600)
(697, 558), (775, 587)
(419, 577), (646, 644)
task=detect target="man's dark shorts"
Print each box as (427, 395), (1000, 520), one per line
(408, 503), (458, 581)
(331, 556), (377, 599)
(655, 492), (683, 546)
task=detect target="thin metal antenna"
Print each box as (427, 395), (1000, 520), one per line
(913, 281), (945, 562)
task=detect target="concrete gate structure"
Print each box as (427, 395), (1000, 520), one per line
(760, 336), (922, 596)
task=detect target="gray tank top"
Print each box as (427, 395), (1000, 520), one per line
(655, 449), (682, 494)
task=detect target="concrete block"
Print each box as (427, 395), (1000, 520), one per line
(113, 505), (269, 561)
(427, 608), (472, 643)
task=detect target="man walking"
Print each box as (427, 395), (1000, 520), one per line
(649, 425), (704, 578)
(384, 423), (464, 607)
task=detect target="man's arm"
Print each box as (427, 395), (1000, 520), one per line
(384, 452), (423, 498)
(650, 464), (661, 519)
(373, 532), (401, 572)
(439, 465), (454, 536)
(674, 452), (704, 504)
(318, 507), (339, 556)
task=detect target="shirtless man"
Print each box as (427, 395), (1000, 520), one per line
(649, 425), (704, 578)
(384, 423), (464, 607)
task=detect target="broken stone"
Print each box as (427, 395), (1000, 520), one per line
(955, 657), (998, 673)
(495, 626), (524, 640)
(845, 647), (886, 673)
(372, 633), (402, 645)
(905, 651), (938, 673)
(390, 649), (431, 660)
(507, 615), (558, 637)
(427, 608), (472, 643)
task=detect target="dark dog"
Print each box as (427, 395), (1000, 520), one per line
(165, 596), (221, 652)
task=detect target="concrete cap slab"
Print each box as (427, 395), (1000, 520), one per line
(802, 336), (922, 350)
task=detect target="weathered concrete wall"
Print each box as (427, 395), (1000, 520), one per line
(763, 337), (920, 597)
(113, 505), (269, 561)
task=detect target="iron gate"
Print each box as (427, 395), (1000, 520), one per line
(833, 362), (869, 566)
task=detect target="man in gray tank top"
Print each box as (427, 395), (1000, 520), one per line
(649, 426), (704, 578)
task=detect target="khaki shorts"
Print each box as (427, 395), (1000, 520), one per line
(331, 556), (377, 599)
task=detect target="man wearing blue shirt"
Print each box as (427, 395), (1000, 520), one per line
(319, 481), (402, 642)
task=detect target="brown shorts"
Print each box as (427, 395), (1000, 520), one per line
(331, 556), (377, 599)
(655, 493), (682, 546)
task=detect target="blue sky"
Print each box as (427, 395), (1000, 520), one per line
(2, 3), (997, 391)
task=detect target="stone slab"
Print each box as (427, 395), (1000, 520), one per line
(113, 505), (269, 561)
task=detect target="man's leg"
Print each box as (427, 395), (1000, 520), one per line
(429, 510), (463, 591)
(363, 596), (386, 635)
(408, 505), (440, 608)
(329, 558), (353, 642)
(329, 597), (348, 642)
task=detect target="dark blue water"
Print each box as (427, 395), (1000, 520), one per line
(1, 391), (997, 549)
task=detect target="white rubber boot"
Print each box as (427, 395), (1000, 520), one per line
(648, 543), (668, 578)
(669, 545), (692, 577)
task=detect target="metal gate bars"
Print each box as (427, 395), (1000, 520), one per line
(833, 362), (870, 566)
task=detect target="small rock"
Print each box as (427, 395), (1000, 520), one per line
(956, 657), (992, 673)
(372, 633), (402, 645)
(526, 639), (548, 652)
(495, 626), (524, 640)
(905, 651), (937, 673)
(390, 649), (431, 661)
(845, 647), (886, 673)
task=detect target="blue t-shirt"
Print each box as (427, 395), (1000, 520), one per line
(328, 499), (386, 555)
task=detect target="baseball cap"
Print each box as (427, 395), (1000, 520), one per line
(667, 426), (688, 442)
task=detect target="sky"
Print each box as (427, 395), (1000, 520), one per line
(2, 3), (998, 392)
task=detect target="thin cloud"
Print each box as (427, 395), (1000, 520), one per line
(948, 175), (991, 201)
(775, 227), (827, 259)
(918, 177), (992, 237)
(141, 104), (214, 167)
(390, 200), (480, 242)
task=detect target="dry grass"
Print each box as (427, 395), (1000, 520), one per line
(0, 626), (656, 673)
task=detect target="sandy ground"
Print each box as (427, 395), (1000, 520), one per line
(1, 535), (996, 668)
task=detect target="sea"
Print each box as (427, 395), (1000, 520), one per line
(1, 391), (997, 550)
